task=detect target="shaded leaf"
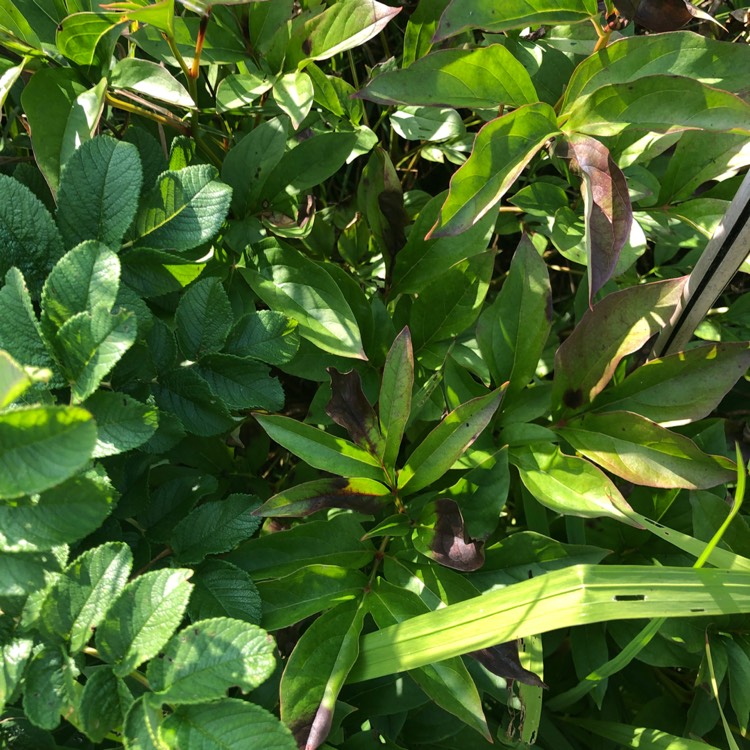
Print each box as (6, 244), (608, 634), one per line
(564, 134), (632, 302)
(224, 311), (299, 365)
(617, 0), (719, 31)
(413, 498), (485, 572)
(0, 638), (33, 714)
(429, 103), (559, 237)
(326, 368), (383, 455)
(79, 667), (132, 743)
(469, 642), (547, 687)
(254, 477), (391, 518)
(85, 390), (158, 457)
(195, 354), (284, 412)
(189, 559), (262, 624)
(122, 695), (168, 750)
(22, 646), (76, 730)
(174, 277), (232, 359)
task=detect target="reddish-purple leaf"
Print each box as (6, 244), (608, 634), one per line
(252, 477), (391, 518)
(413, 498), (485, 572)
(563, 134), (632, 304)
(469, 642), (547, 688)
(617, 0), (719, 31)
(326, 367), (384, 456)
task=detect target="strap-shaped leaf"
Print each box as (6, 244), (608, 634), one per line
(398, 387), (504, 495)
(379, 327), (413, 470)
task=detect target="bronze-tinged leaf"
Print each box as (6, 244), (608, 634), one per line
(469, 642), (548, 688)
(413, 498), (485, 572)
(563, 134), (632, 304)
(326, 368), (385, 456)
(616, 0), (719, 31)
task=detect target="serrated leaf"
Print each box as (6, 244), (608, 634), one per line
(188, 560), (262, 624)
(224, 310), (299, 365)
(56, 137), (143, 250)
(194, 354), (284, 412)
(281, 600), (366, 750)
(133, 165), (232, 251)
(254, 477), (392, 518)
(0, 174), (64, 297)
(359, 45), (536, 109)
(0, 549), (63, 598)
(152, 367), (236, 436)
(239, 239), (366, 359)
(398, 388), (504, 495)
(0, 638), (33, 713)
(558, 411), (736, 489)
(379, 327), (413, 470)
(512, 444), (638, 526)
(170, 494), (261, 564)
(552, 277), (687, 414)
(162, 698), (296, 750)
(95, 568), (193, 677)
(84, 390), (159, 457)
(110, 57), (193, 108)
(41, 240), (120, 337)
(79, 666), (133, 743)
(253, 413), (386, 481)
(0, 405), (96, 499)
(0, 470), (117, 553)
(123, 695), (168, 750)
(429, 103), (559, 237)
(22, 646), (77, 730)
(175, 277), (232, 359)
(224, 514), (374, 579)
(40, 541), (133, 653)
(147, 618), (275, 704)
(435, 0), (599, 39)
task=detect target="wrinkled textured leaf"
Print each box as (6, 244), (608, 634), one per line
(79, 667), (132, 743)
(564, 134), (632, 302)
(195, 354), (284, 412)
(430, 103), (559, 237)
(224, 311), (299, 365)
(189, 559), (262, 624)
(558, 411), (736, 489)
(326, 367), (383, 455)
(379, 327), (413, 470)
(22, 646), (76, 730)
(0, 638), (33, 714)
(175, 277), (232, 359)
(123, 695), (168, 750)
(359, 45), (536, 109)
(85, 390), (159, 457)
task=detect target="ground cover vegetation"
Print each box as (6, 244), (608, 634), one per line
(2, 0), (750, 747)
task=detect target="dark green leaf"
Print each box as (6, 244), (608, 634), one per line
(195, 354), (284, 412)
(79, 667), (132, 743)
(84, 390), (159, 457)
(224, 311), (300, 365)
(0, 405), (96, 499)
(0, 637), (33, 713)
(402, 0), (450, 66)
(0, 549), (63, 598)
(175, 277), (232, 359)
(379, 327), (413, 471)
(189, 560), (262, 624)
(398, 388), (504, 495)
(22, 647), (76, 731)
(726, 639), (750, 734)
(170, 493), (262, 564)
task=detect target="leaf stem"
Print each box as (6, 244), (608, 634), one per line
(105, 91), (189, 134)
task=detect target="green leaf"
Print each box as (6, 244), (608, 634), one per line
(224, 514), (374, 579)
(194, 354), (284, 412)
(40, 541), (132, 654)
(0, 350), (32, 408)
(0, 405), (96, 499)
(221, 117), (288, 216)
(0, 268), (55, 370)
(133, 165), (232, 251)
(391, 192), (496, 296)
(110, 57), (193, 108)
(152, 367), (237, 437)
(0, 549), (63, 598)
(429, 103), (559, 237)
(359, 45), (536, 109)
(398, 388), (504, 495)
(95, 568), (193, 677)
(0, 470), (117, 553)
(174, 277), (232, 359)
(254, 477), (392, 518)
(567, 718), (720, 750)
(0, 58), (26, 111)
(435, 0), (598, 39)
(258, 565), (368, 631)
(551, 277), (686, 414)
(56, 12), (122, 66)
(161, 699), (296, 750)
(224, 311), (300, 365)
(84, 390), (158, 457)
(379, 327), (413, 471)
(402, 0), (450, 66)
(726, 639), (750, 735)
(0, 638), (33, 713)
(22, 646), (76, 730)
(272, 70), (313, 130)
(239, 239), (366, 359)
(147, 617), (275, 704)
(54, 306), (137, 403)
(287, 0), (401, 69)
(41, 240), (120, 336)
(0, 174), (64, 297)
(215, 71), (272, 112)
(188, 560), (262, 624)
(561, 31), (750, 113)
(170, 494), (262, 565)
(107, 0), (174, 36)
(476, 235), (551, 394)
(564, 134), (632, 302)
(281, 600), (367, 750)
(253, 413), (386, 482)
(123, 695), (168, 750)
(79, 667), (132, 743)
(512, 444), (638, 525)
(56, 137), (143, 250)
(19, 68), (89, 192)
(592, 343), (750, 426)
(558, 411), (736, 489)
(369, 579), (490, 740)
(561, 75), (750, 138)
(390, 106), (464, 142)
